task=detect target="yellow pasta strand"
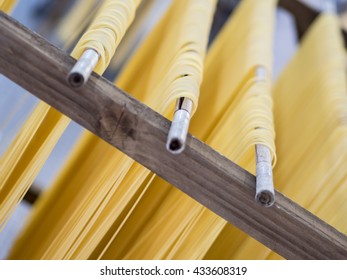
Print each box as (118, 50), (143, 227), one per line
(227, 12), (347, 260)
(71, 0), (142, 74)
(9, 0), (277, 260)
(96, 0), (276, 260)
(0, 0), (17, 13)
(9, 0), (217, 260)
(7, 0), (347, 261)
(0, 0), (141, 233)
(0, 105), (70, 230)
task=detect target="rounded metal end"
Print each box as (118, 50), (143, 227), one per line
(256, 191), (275, 207)
(166, 105), (191, 155)
(67, 48), (100, 88)
(68, 72), (85, 88)
(166, 137), (185, 154)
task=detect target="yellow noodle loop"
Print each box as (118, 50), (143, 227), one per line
(7, 0), (345, 261)
(0, 105), (70, 230)
(9, 0), (277, 260)
(0, 0), (17, 13)
(0, 0), (141, 231)
(9, 0), (217, 259)
(99, 0), (277, 260)
(214, 12), (347, 260)
(71, 0), (142, 74)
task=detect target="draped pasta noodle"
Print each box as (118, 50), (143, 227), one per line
(5, 0), (347, 261)
(190, 0), (276, 150)
(71, 0), (142, 74)
(97, 0), (276, 260)
(9, 0), (217, 259)
(0, 0), (141, 232)
(214, 12), (347, 260)
(144, 0), (214, 114)
(0, 105), (70, 230)
(0, 0), (17, 13)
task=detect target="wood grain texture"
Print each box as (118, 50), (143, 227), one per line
(1, 11), (347, 259)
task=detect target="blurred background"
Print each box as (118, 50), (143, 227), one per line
(0, 0), (345, 259)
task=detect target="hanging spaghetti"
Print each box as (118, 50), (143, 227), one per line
(100, 0), (277, 259)
(0, 0), (17, 13)
(0, 0), (141, 232)
(208, 10), (347, 260)
(68, 0), (142, 87)
(9, 0), (217, 259)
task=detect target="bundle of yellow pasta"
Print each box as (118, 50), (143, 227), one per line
(0, 104), (69, 230)
(71, 0), (142, 74)
(99, 0), (277, 260)
(223, 11), (347, 260)
(0, 0), (17, 13)
(0, 0), (141, 232)
(9, 0), (217, 259)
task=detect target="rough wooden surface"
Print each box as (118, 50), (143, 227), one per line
(1, 11), (347, 259)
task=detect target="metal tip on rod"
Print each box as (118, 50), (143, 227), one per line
(67, 49), (100, 88)
(168, 137), (184, 153)
(68, 72), (85, 87)
(253, 66), (275, 207)
(166, 98), (193, 154)
(255, 144), (275, 207)
(256, 190), (275, 207)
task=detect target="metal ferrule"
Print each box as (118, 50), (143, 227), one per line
(255, 66), (267, 81)
(166, 98), (193, 154)
(67, 49), (100, 88)
(255, 144), (275, 207)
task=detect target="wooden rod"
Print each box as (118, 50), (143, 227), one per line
(1, 11), (347, 259)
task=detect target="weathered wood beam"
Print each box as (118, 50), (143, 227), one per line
(1, 11), (347, 259)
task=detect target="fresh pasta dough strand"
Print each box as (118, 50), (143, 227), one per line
(8, 0), (347, 261)
(0, 0), (17, 13)
(110, 0), (217, 116)
(99, 0), (276, 260)
(71, 0), (142, 74)
(94, 176), (172, 260)
(9, 0), (217, 259)
(145, 0), (216, 115)
(229, 13), (347, 260)
(0, 105), (70, 230)
(1, 0), (139, 235)
(272, 12), (347, 252)
(78, 1), (215, 260)
(8, 2), (278, 258)
(190, 0), (276, 141)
